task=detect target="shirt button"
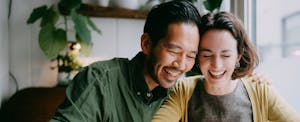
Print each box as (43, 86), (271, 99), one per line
(146, 93), (152, 97)
(137, 92), (141, 96)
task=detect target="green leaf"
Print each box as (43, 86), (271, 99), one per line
(87, 17), (101, 34)
(71, 10), (91, 43)
(191, 0), (198, 3)
(39, 24), (67, 58)
(89, 0), (97, 3)
(40, 5), (59, 27)
(203, 0), (223, 12)
(77, 35), (93, 56)
(59, 0), (82, 10)
(27, 5), (48, 24)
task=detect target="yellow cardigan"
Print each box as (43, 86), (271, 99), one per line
(152, 75), (300, 122)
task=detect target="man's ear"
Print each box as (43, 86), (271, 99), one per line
(141, 33), (151, 55)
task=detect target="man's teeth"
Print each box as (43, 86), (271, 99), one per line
(210, 71), (224, 76)
(165, 69), (180, 76)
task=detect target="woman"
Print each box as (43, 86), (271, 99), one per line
(152, 12), (300, 122)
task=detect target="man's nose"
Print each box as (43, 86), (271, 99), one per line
(173, 55), (187, 71)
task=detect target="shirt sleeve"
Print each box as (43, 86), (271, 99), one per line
(50, 65), (109, 122)
(151, 82), (184, 122)
(267, 85), (300, 122)
(152, 76), (199, 122)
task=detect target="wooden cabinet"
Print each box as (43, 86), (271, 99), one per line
(79, 4), (149, 19)
(0, 87), (66, 122)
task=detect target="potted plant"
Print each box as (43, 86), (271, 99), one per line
(27, 0), (101, 85)
(54, 42), (83, 85)
(203, 0), (223, 12)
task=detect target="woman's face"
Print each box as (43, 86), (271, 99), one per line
(198, 29), (241, 84)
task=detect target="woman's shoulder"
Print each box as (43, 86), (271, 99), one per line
(241, 76), (271, 100)
(241, 76), (269, 89)
(177, 75), (203, 86)
(172, 75), (204, 96)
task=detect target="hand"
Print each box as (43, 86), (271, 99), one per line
(250, 72), (271, 85)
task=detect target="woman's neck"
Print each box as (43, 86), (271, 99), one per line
(204, 79), (239, 96)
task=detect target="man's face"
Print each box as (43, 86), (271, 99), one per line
(145, 23), (200, 89)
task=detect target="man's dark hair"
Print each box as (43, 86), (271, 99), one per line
(143, 0), (201, 47)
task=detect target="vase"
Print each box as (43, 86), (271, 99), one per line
(82, 0), (98, 4)
(98, 0), (110, 7)
(144, 0), (160, 10)
(57, 72), (75, 86)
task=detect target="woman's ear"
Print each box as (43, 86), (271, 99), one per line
(141, 33), (151, 55)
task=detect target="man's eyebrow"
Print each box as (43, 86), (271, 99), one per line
(163, 42), (182, 49)
(165, 42), (198, 54)
(199, 48), (212, 52)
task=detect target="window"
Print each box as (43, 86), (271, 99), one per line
(282, 11), (300, 57)
(248, 0), (300, 112)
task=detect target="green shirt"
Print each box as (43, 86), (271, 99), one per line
(51, 52), (169, 122)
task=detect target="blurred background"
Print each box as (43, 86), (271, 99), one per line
(0, 0), (299, 113)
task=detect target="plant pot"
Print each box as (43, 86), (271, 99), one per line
(143, 0), (160, 10)
(57, 72), (75, 86)
(98, 0), (110, 7)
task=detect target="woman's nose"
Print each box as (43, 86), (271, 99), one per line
(211, 57), (223, 69)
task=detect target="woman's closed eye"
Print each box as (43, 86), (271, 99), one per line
(222, 55), (231, 58)
(202, 55), (212, 58)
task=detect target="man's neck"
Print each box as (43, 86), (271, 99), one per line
(144, 73), (159, 90)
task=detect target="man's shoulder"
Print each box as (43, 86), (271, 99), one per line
(74, 57), (130, 86)
(89, 57), (130, 69)
(78, 57), (130, 79)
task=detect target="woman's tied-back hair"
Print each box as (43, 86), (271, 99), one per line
(143, 0), (201, 48)
(195, 11), (259, 79)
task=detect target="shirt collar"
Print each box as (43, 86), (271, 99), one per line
(129, 52), (170, 104)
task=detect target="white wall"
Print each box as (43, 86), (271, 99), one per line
(10, 0), (56, 90)
(9, 0), (145, 91)
(0, 0), (9, 106)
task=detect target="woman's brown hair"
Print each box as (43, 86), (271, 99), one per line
(192, 11), (259, 79)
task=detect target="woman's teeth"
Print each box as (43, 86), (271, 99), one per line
(210, 71), (225, 76)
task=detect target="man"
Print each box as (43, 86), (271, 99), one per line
(50, 1), (201, 122)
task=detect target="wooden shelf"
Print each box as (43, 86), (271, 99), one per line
(79, 4), (149, 19)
